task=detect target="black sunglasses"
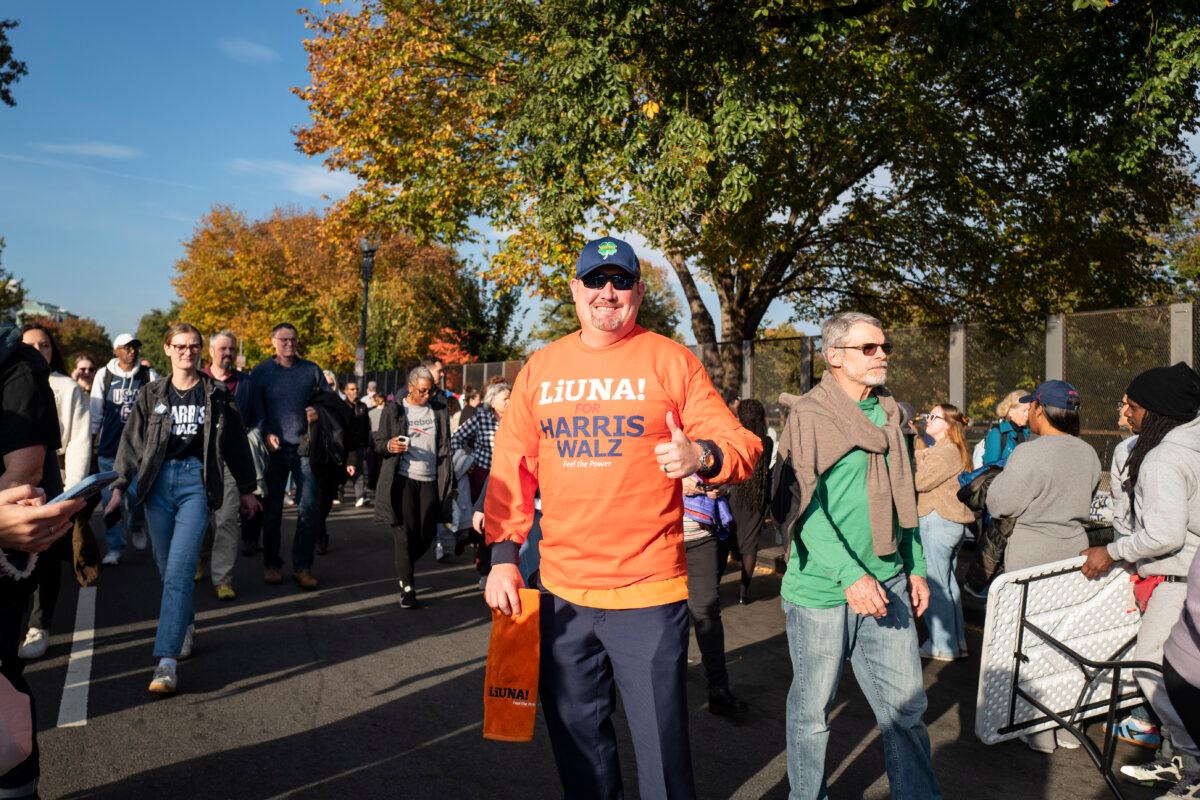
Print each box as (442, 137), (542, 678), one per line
(580, 271), (638, 290)
(834, 342), (894, 356)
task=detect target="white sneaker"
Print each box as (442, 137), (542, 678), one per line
(284, 496), (295, 507)
(130, 528), (148, 550)
(355, 497), (365, 508)
(1056, 730), (1083, 750)
(148, 662), (177, 694)
(18, 627), (48, 660)
(178, 625), (195, 660)
(1020, 733), (1056, 754)
(101, 551), (121, 566)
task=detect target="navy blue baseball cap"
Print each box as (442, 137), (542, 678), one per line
(1020, 380), (1081, 410)
(574, 237), (641, 279)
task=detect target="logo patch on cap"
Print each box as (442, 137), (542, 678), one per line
(597, 241), (617, 259)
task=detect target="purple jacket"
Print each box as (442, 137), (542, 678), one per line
(683, 492), (734, 538)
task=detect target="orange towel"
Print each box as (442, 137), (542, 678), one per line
(483, 588), (541, 742)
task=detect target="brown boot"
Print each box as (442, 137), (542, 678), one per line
(293, 570), (318, 591)
(263, 567), (283, 585)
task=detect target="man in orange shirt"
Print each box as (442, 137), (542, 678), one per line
(484, 237), (762, 800)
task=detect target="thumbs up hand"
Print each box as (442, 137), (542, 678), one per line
(654, 411), (701, 479)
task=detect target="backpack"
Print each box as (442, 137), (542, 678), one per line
(299, 391), (350, 472)
(102, 363), (151, 398)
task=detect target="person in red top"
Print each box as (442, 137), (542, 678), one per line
(484, 237), (762, 800)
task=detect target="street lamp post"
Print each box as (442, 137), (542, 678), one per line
(356, 235), (379, 387)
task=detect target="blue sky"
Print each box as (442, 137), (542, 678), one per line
(0, 2), (361, 338)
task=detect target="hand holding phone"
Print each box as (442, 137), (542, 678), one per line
(388, 435), (409, 454)
(49, 471), (119, 506)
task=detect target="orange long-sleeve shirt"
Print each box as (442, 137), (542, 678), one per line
(484, 326), (763, 609)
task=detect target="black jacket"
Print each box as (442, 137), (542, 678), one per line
(112, 375), (256, 510)
(300, 389), (352, 475)
(343, 398), (371, 466)
(372, 397), (454, 527)
(956, 466), (1015, 593)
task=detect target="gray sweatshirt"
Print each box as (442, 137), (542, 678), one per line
(987, 434), (1100, 541)
(1109, 435), (1137, 538)
(1107, 416), (1200, 578)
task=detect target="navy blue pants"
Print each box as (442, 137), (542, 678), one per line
(539, 592), (696, 800)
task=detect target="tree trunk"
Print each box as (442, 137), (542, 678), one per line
(666, 251), (726, 387)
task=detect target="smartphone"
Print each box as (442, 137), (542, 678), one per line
(395, 435), (410, 445)
(48, 471), (119, 505)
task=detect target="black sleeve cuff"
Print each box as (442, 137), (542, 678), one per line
(491, 540), (519, 565)
(695, 439), (723, 480)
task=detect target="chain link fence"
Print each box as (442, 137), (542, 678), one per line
(1063, 305), (1173, 466)
(882, 325), (950, 417)
(350, 303), (1190, 466)
(746, 337), (813, 433)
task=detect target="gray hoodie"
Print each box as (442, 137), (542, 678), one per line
(1107, 415), (1200, 578)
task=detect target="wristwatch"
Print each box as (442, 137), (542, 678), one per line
(695, 441), (717, 478)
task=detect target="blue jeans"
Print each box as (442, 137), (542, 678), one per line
(143, 458), (209, 658)
(98, 454), (142, 555)
(783, 573), (942, 800)
(918, 511), (968, 659)
(262, 446), (321, 572)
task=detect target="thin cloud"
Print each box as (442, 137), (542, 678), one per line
(0, 153), (200, 190)
(33, 141), (141, 159)
(218, 37), (280, 64)
(228, 158), (358, 198)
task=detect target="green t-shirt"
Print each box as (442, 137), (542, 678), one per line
(781, 395), (927, 609)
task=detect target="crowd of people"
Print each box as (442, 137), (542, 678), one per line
(1, 236), (1200, 800)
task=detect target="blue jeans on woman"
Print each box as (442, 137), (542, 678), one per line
(918, 511), (968, 660)
(783, 573), (942, 800)
(143, 457), (209, 658)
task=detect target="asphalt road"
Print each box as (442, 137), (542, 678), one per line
(24, 506), (1166, 799)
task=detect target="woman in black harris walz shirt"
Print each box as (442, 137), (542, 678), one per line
(107, 323), (260, 695)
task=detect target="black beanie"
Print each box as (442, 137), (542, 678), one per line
(1126, 362), (1200, 422)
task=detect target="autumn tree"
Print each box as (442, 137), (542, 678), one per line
(24, 314), (110, 365)
(173, 205), (477, 372)
(296, 1), (1200, 394)
(530, 262), (682, 344)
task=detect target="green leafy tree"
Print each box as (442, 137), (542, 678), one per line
(412, 264), (527, 362)
(0, 237), (25, 323)
(135, 302), (183, 374)
(530, 262), (682, 344)
(0, 20), (27, 107)
(297, 2), (1200, 394)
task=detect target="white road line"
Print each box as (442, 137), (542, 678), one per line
(56, 586), (97, 728)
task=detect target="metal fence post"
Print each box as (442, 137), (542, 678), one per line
(1170, 302), (1194, 367)
(949, 324), (965, 410)
(741, 340), (754, 401)
(800, 338), (814, 392)
(1045, 314), (1065, 381)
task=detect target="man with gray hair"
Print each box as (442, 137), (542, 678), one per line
(372, 365), (453, 608)
(200, 330), (264, 600)
(775, 311), (941, 799)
